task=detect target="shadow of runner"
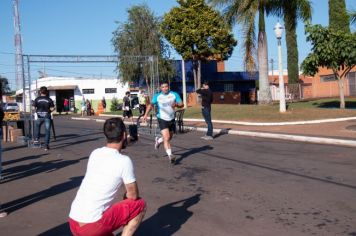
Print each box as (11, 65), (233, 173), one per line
(213, 128), (231, 139)
(175, 146), (213, 165)
(131, 194), (201, 236)
(38, 222), (72, 236)
(2, 176), (83, 213)
(1, 157), (88, 184)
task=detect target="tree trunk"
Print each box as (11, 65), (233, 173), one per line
(197, 60), (201, 88)
(284, 13), (299, 84)
(257, 31), (272, 104)
(338, 77), (345, 109)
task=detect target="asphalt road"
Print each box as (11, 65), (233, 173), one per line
(0, 116), (355, 236)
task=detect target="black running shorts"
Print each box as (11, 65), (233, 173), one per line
(157, 118), (176, 132)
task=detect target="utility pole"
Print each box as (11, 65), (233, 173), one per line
(13, 0), (24, 91)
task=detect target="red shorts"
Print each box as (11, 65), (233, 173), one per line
(68, 198), (145, 236)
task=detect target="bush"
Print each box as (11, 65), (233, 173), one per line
(110, 97), (119, 111)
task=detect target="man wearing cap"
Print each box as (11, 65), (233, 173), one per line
(196, 81), (214, 140)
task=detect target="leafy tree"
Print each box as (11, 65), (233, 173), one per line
(329, 0), (350, 33)
(301, 24), (356, 109)
(350, 11), (356, 26)
(0, 76), (11, 101)
(110, 97), (119, 112)
(267, 0), (312, 84)
(209, 0), (273, 104)
(112, 4), (175, 95)
(161, 0), (237, 90)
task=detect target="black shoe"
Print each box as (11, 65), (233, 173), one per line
(44, 145), (50, 151)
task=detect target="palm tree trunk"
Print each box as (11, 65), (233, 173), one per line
(257, 9), (272, 104)
(284, 13), (299, 84)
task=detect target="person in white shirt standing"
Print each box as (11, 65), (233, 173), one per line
(68, 118), (146, 236)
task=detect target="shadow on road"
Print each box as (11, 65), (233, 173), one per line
(131, 194), (201, 236)
(2, 176), (83, 213)
(213, 128), (231, 139)
(2, 153), (50, 166)
(175, 145), (213, 165)
(1, 157), (88, 184)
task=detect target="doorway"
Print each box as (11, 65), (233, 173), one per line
(55, 90), (74, 113)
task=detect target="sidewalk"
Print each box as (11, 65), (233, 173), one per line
(73, 114), (356, 147)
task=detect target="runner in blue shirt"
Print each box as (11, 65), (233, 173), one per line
(143, 81), (183, 164)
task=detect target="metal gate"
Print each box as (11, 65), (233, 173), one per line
(21, 54), (160, 145)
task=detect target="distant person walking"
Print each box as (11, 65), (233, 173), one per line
(63, 98), (69, 114)
(81, 97), (86, 117)
(86, 99), (92, 116)
(68, 118), (146, 236)
(123, 91), (134, 123)
(33, 86), (55, 150)
(196, 81), (214, 140)
(102, 96), (107, 112)
(143, 81), (183, 164)
(137, 89), (147, 122)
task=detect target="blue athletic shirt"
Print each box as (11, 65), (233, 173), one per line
(151, 91), (182, 121)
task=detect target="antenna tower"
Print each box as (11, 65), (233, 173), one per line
(13, 0), (24, 90)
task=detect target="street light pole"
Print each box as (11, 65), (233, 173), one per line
(182, 59), (187, 108)
(274, 22), (286, 113)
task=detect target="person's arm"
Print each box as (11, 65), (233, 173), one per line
(143, 104), (152, 122)
(173, 92), (184, 108)
(124, 182), (140, 200)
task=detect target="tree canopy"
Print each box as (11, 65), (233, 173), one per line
(112, 4), (175, 86)
(329, 0), (350, 33)
(161, 0), (237, 89)
(301, 24), (356, 108)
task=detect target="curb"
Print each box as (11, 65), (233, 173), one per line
(71, 117), (356, 148)
(97, 114), (356, 126)
(193, 127), (356, 148)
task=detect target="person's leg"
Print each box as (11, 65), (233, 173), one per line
(202, 108), (213, 138)
(100, 199), (146, 236)
(34, 119), (42, 141)
(44, 118), (51, 148)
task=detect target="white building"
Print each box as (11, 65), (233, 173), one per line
(16, 76), (128, 113)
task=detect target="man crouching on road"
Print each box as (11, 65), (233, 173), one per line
(68, 118), (146, 236)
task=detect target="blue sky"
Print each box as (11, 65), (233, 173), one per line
(0, 0), (355, 90)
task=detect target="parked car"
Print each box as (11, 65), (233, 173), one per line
(4, 102), (19, 112)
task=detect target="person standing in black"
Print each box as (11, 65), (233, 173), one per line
(122, 91), (134, 123)
(33, 86), (55, 150)
(196, 81), (214, 140)
(102, 96), (107, 112)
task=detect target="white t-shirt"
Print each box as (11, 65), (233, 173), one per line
(69, 147), (136, 223)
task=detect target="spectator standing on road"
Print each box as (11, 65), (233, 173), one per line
(33, 86), (55, 150)
(102, 96), (107, 112)
(123, 91), (134, 123)
(137, 89), (147, 122)
(68, 118), (146, 236)
(196, 81), (214, 140)
(81, 97), (86, 117)
(63, 98), (69, 114)
(143, 81), (183, 164)
(86, 99), (92, 116)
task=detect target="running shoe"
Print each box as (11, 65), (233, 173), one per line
(155, 137), (161, 150)
(169, 155), (176, 165)
(44, 145), (50, 151)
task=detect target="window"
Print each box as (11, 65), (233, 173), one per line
(320, 74), (336, 82)
(105, 88), (117, 93)
(82, 89), (95, 94)
(224, 83), (234, 92)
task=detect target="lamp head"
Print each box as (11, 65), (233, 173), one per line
(274, 22), (284, 39)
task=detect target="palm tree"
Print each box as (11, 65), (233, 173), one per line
(209, 0), (272, 104)
(267, 0), (312, 84)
